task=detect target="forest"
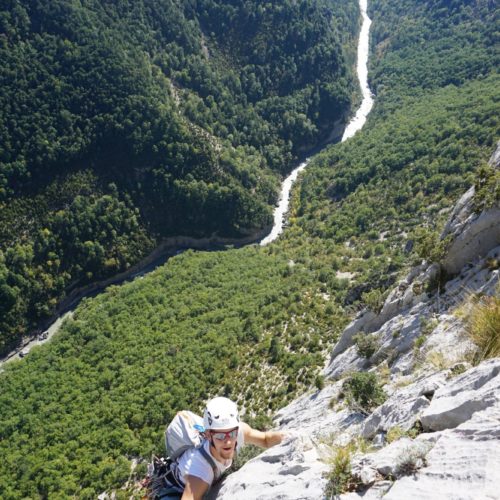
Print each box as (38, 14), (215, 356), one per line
(0, 0), (498, 498)
(0, 0), (358, 353)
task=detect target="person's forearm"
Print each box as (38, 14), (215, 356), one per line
(264, 430), (283, 448)
(181, 488), (199, 500)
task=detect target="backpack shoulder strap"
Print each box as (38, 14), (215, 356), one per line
(198, 446), (218, 481)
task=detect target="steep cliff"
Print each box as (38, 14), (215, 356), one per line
(212, 144), (500, 499)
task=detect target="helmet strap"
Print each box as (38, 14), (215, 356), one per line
(209, 434), (216, 451)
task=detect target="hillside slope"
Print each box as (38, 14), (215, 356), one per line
(0, 0), (498, 498)
(0, 0), (357, 353)
(213, 143), (500, 499)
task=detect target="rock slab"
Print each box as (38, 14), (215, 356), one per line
(421, 359), (500, 431)
(384, 403), (500, 500)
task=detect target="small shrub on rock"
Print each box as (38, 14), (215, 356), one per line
(447, 362), (470, 378)
(386, 426), (405, 444)
(353, 333), (380, 359)
(386, 422), (423, 444)
(231, 444), (261, 472)
(426, 350), (448, 370)
(315, 374), (325, 390)
(412, 227), (450, 264)
(361, 289), (385, 313)
(342, 372), (386, 415)
(324, 442), (361, 497)
(324, 446), (353, 496)
(420, 317), (438, 336)
(394, 441), (432, 477)
(414, 335), (426, 350)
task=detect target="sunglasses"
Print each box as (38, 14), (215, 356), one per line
(210, 428), (238, 441)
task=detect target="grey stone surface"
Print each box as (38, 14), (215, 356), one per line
(324, 345), (369, 380)
(421, 359), (500, 431)
(361, 372), (447, 439)
(273, 382), (366, 442)
(384, 403), (500, 500)
(212, 436), (329, 500)
(440, 143), (500, 275)
(328, 310), (378, 359)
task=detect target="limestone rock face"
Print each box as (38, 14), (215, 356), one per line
(211, 143), (500, 500)
(361, 372), (447, 439)
(440, 142), (500, 275)
(324, 345), (368, 380)
(325, 263), (434, 368)
(326, 246), (498, 380)
(383, 404), (500, 500)
(420, 358), (500, 431)
(351, 437), (433, 480)
(441, 205), (500, 275)
(351, 367), (500, 500)
(211, 436), (329, 500)
(274, 382), (365, 441)
(327, 310), (377, 360)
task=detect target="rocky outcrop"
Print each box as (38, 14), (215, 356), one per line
(215, 359), (500, 500)
(361, 372), (447, 439)
(325, 264), (434, 368)
(421, 359), (500, 431)
(210, 436), (330, 500)
(440, 141), (500, 275)
(381, 403), (500, 500)
(326, 242), (499, 381)
(213, 144), (500, 499)
(441, 195), (500, 275)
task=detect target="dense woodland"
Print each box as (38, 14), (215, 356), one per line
(0, 0), (358, 353)
(0, 0), (499, 498)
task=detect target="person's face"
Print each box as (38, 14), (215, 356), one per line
(209, 427), (238, 460)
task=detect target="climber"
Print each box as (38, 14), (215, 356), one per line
(159, 396), (284, 500)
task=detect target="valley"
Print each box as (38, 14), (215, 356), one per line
(0, 0), (498, 498)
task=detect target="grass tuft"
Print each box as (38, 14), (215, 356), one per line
(323, 438), (367, 497)
(467, 295), (500, 364)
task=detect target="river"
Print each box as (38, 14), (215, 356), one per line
(0, 0), (374, 369)
(260, 0), (373, 246)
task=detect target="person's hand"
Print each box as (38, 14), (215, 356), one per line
(279, 430), (298, 444)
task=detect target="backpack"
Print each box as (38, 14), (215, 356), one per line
(164, 411), (206, 461)
(146, 411), (218, 499)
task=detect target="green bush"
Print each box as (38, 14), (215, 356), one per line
(361, 289), (384, 313)
(353, 333), (380, 359)
(315, 374), (326, 390)
(413, 228), (450, 264)
(342, 372), (386, 415)
(230, 445), (262, 473)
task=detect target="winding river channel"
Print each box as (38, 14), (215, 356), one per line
(1, 0), (374, 368)
(261, 0), (373, 245)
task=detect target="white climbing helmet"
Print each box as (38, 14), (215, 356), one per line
(203, 397), (240, 430)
